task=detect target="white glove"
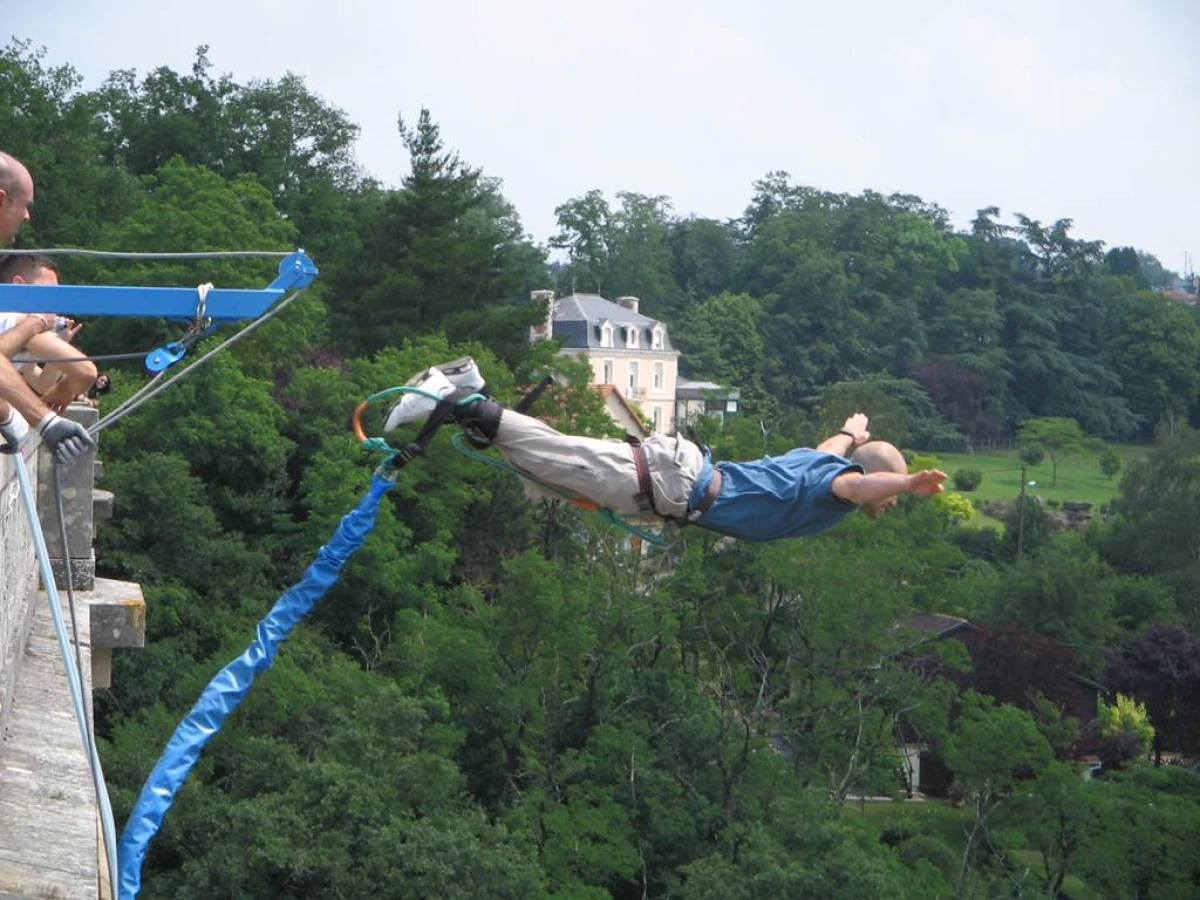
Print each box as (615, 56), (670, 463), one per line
(0, 409), (29, 452)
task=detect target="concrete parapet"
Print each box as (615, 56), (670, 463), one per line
(0, 440), (40, 741)
(36, 405), (97, 591)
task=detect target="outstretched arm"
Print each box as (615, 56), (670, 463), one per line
(831, 468), (947, 505)
(816, 413), (870, 456)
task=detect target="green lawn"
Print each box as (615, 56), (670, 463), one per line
(844, 796), (973, 848)
(916, 446), (1150, 509)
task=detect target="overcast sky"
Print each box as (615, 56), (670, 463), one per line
(12, 0), (1199, 271)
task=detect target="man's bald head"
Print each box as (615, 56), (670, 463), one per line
(851, 441), (908, 475)
(0, 152), (34, 246)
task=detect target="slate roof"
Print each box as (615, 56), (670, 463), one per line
(677, 379), (740, 400)
(551, 293), (674, 352)
(894, 613), (978, 640)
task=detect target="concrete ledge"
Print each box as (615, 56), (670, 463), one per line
(49, 554), (95, 593)
(86, 578), (145, 650)
(92, 490), (113, 521)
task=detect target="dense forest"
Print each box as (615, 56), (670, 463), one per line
(4, 39), (1200, 899)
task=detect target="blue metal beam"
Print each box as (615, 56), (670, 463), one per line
(0, 250), (317, 321)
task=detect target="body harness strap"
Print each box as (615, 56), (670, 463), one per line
(623, 435), (663, 518)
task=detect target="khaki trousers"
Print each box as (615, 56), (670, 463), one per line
(494, 410), (704, 518)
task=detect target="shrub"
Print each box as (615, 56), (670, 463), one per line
(934, 492), (975, 522)
(897, 835), (958, 881)
(952, 468), (983, 491)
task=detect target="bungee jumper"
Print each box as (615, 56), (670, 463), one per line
(371, 357), (949, 543)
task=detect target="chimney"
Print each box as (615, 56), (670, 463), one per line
(530, 289), (555, 342)
(615, 296), (640, 315)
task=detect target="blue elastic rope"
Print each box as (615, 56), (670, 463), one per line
(117, 474), (395, 898)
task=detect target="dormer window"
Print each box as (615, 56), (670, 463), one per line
(651, 325), (665, 350)
(626, 326), (640, 349)
(600, 321), (614, 348)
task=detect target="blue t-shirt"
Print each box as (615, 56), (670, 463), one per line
(688, 448), (862, 542)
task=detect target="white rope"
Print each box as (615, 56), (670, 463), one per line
(0, 248), (292, 259)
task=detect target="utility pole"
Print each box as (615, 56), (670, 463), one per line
(1016, 464), (1026, 561)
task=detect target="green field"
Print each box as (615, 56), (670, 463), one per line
(917, 446), (1150, 509)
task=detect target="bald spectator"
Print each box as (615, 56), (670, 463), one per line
(0, 150), (34, 245)
(0, 150), (95, 463)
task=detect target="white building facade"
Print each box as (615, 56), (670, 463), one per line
(531, 291), (679, 436)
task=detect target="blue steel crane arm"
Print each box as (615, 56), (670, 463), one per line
(0, 250), (318, 321)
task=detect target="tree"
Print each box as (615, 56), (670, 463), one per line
(70, 156), (308, 381)
(909, 359), (1004, 442)
(956, 623), (1085, 724)
(1095, 693), (1154, 769)
(329, 108), (546, 356)
(550, 189), (614, 295)
(941, 694), (1055, 900)
(666, 217), (739, 312)
(818, 381), (909, 446)
(551, 189), (679, 314)
(986, 537), (1131, 647)
(675, 292), (774, 417)
(1103, 428), (1200, 619)
(1105, 624), (1200, 765)
(1098, 446), (1122, 479)
(1107, 293), (1200, 436)
(1013, 214), (1104, 285)
(1019, 442), (1045, 467)
(1014, 759), (1099, 898)
(0, 39), (139, 247)
(1016, 417), (1093, 487)
(1105, 246), (1147, 288)
(1075, 767), (1200, 897)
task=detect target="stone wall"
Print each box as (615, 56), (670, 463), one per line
(0, 405), (100, 733)
(0, 439), (40, 737)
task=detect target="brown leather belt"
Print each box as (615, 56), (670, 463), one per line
(629, 439), (722, 521)
(630, 442), (660, 515)
(692, 467), (723, 518)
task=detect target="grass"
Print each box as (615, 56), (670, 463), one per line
(1009, 850), (1101, 900)
(844, 795), (973, 848)
(847, 799), (1102, 899)
(916, 446), (1151, 509)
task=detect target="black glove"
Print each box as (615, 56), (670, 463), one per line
(37, 414), (96, 465)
